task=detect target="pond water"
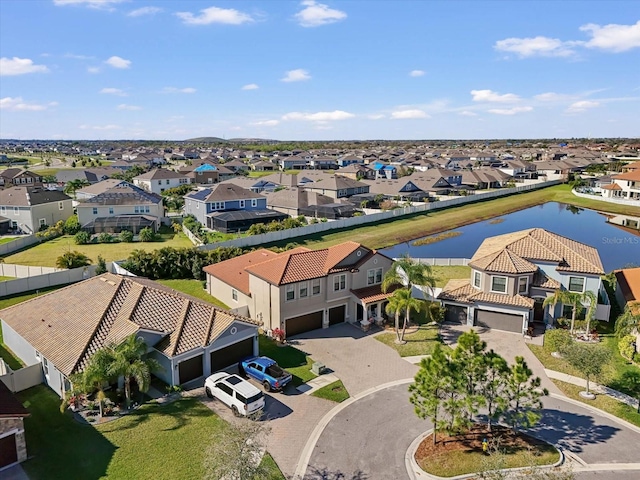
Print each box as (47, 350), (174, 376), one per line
(380, 202), (640, 272)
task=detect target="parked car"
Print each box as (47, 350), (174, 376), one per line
(204, 372), (265, 417)
(240, 356), (293, 392)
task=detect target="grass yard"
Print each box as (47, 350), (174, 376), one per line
(270, 184), (640, 251)
(258, 335), (316, 386)
(0, 276), (15, 281)
(552, 380), (640, 428)
(431, 265), (471, 288)
(18, 385), (284, 480)
(311, 380), (350, 403)
(5, 232), (194, 266)
(156, 279), (229, 309)
(375, 324), (447, 357)
(0, 237), (16, 245)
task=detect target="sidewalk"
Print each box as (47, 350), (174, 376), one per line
(296, 373), (340, 395)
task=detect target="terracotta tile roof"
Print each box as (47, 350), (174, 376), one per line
(469, 249), (538, 274)
(203, 249), (279, 295)
(351, 285), (398, 304)
(438, 279), (534, 309)
(0, 273), (260, 376)
(613, 170), (640, 181)
(615, 267), (640, 304)
(532, 270), (561, 290)
(601, 183), (622, 190)
(470, 228), (604, 275)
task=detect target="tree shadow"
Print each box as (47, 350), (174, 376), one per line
(304, 466), (369, 480)
(528, 408), (620, 453)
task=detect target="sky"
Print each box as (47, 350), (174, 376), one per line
(1, 0), (639, 141)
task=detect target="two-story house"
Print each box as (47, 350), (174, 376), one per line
(133, 168), (192, 195)
(184, 183), (285, 232)
(302, 173), (370, 200)
(0, 186), (72, 234)
(0, 169), (43, 189)
(76, 182), (164, 234)
(438, 228), (608, 334)
(204, 241), (395, 337)
(600, 170), (640, 201)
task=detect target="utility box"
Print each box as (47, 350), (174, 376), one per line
(311, 362), (325, 375)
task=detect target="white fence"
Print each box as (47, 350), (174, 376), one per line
(412, 258), (470, 266)
(182, 224), (203, 246)
(199, 180), (561, 251)
(572, 189), (640, 207)
(0, 363), (43, 393)
(111, 261), (137, 277)
(0, 264), (97, 298)
(0, 263), (63, 278)
(0, 235), (39, 256)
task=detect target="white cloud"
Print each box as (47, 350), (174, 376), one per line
(54, 0), (124, 6)
(409, 70), (425, 77)
(0, 57), (49, 76)
(565, 100), (599, 113)
(488, 106), (533, 115)
(281, 69), (311, 82)
(471, 89), (520, 103)
(176, 6), (254, 26)
(282, 110), (354, 121)
(105, 56), (131, 69)
(251, 119), (279, 126)
(580, 21), (640, 52)
(241, 83), (259, 90)
(294, 1), (347, 28)
(100, 87), (127, 96)
(391, 109), (429, 119)
(87, 66), (101, 74)
(367, 114), (385, 120)
(117, 104), (141, 111)
(127, 6), (163, 17)
(161, 87), (196, 94)
(494, 36), (577, 58)
(533, 92), (570, 102)
(0, 97), (55, 111)
(459, 111), (478, 117)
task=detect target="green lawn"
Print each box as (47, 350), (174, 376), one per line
(5, 233), (194, 266)
(552, 380), (640, 428)
(311, 380), (350, 403)
(431, 265), (471, 288)
(0, 276), (14, 282)
(258, 335), (316, 386)
(0, 237), (16, 245)
(271, 184), (640, 251)
(18, 385), (284, 480)
(375, 324), (447, 357)
(156, 279), (229, 309)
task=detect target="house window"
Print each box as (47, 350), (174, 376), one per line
(158, 180), (162, 185)
(134, 206), (141, 213)
(568, 276), (585, 293)
(490, 276), (507, 293)
(333, 274), (346, 292)
(338, 189), (347, 197)
(367, 268), (383, 286)
(473, 271), (481, 289)
(58, 201), (64, 210)
(286, 285), (295, 301)
(166, 179), (170, 185)
(0, 206), (5, 215)
(14, 206), (19, 215)
(42, 357), (49, 376)
(232, 289), (238, 302)
(251, 198), (257, 207)
(213, 201), (225, 210)
(145, 206), (150, 213)
(92, 207), (98, 215)
(518, 276), (528, 294)
(312, 278), (321, 295)
(239, 200), (245, 208)
(109, 207), (114, 214)
(39, 218), (46, 227)
(299, 282), (308, 298)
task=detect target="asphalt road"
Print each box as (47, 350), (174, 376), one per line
(304, 385), (640, 480)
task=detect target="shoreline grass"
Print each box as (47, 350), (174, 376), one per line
(412, 231), (462, 246)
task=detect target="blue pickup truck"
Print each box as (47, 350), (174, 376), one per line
(239, 356), (293, 392)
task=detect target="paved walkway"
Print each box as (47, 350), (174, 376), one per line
(296, 372), (340, 395)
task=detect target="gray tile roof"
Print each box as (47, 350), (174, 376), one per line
(0, 186), (71, 206)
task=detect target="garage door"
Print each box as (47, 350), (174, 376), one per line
(178, 354), (203, 384)
(474, 310), (523, 333)
(0, 434), (17, 469)
(286, 311), (323, 337)
(445, 305), (467, 324)
(328, 305), (345, 326)
(210, 337), (254, 373)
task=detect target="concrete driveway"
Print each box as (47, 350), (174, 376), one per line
(289, 322), (419, 396)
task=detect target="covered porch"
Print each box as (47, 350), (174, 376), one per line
(350, 285), (397, 331)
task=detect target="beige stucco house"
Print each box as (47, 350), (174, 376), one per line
(204, 241), (395, 337)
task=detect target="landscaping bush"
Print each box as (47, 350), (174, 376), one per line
(619, 335), (637, 361)
(119, 230), (134, 243)
(95, 255), (108, 275)
(35, 220), (65, 241)
(56, 251), (91, 269)
(64, 215), (81, 235)
(74, 230), (91, 245)
(138, 227), (156, 242)
(98, 232), (114, 244)
(544, 329), (574, 354)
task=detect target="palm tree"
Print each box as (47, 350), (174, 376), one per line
(386, 288), (424, 343)
(581, 290), (598, 336)
(63, 179), (89, 197)
(543, 289), (585, 334)
(615, 302), (640, 338)
(107, 335), (162, 409)
(77, 348), (114, 418)
(55, 251), (91, 269)
(382, 254), (437, 299)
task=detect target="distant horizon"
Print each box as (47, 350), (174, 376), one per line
(2, 1), (639, 140)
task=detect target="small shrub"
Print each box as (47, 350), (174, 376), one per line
(64, 215), (81, 235)
(119, 230), (134, 243)
(619, 335), (637, 361)
(139, 227), (156, 242)
(74, 230), (91, 245)
(98, 232), (113, 244)
(544, 328), (573, 354)
(95, 255), (108, 275)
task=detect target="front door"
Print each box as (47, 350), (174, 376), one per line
(533, 299), (545, 322)
(367, 304), (378, 321)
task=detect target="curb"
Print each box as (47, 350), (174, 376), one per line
(292, 377), (414, 479)
(405, 429), (565, 480)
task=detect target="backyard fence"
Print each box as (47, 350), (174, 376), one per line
(0, 363), (43, 393)
(0, 264), (98, 298)
(199, 180), (561, 251)
(0, 263), (63, 278)
(0, 235), (39, 256)
(411, 258), (471, 266)
(572, 189), (640, 207)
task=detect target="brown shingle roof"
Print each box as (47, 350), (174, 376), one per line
(615, 267), (640, 304)
(0, 274), (260, 376)
(351, 285), (397, 304)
